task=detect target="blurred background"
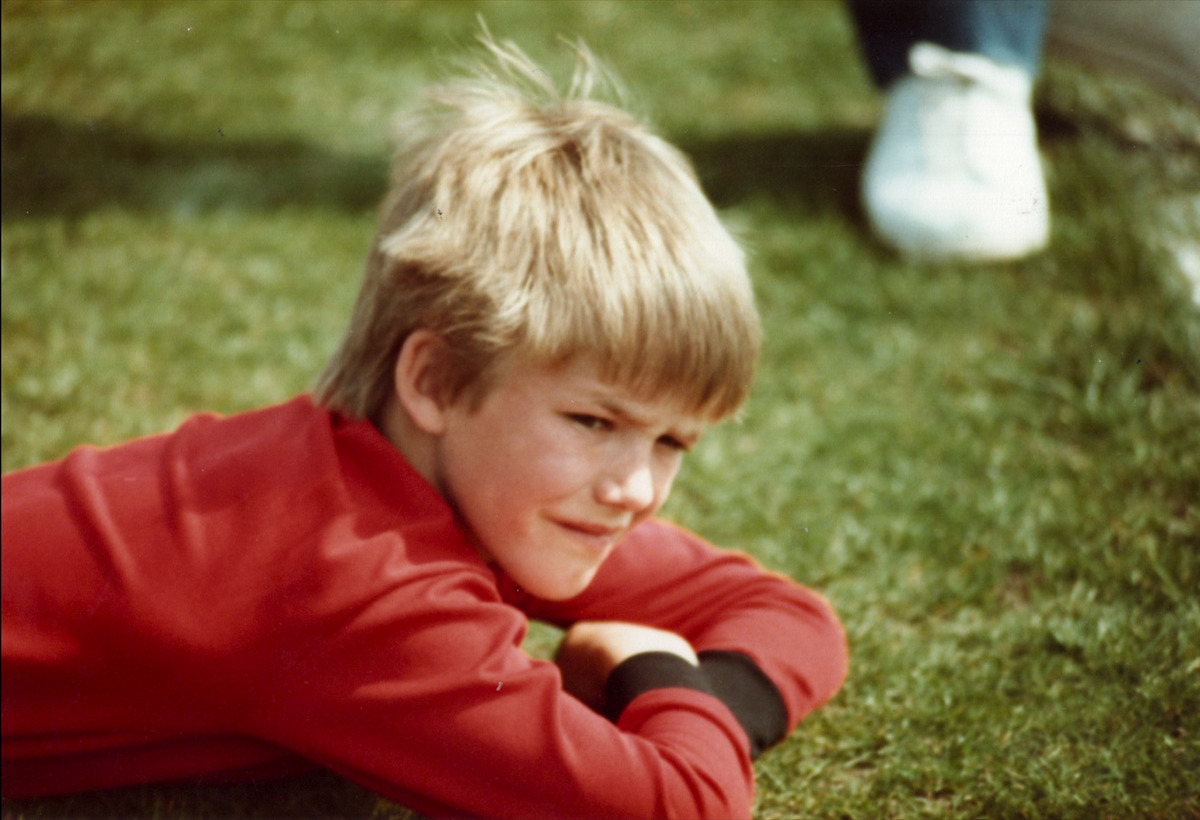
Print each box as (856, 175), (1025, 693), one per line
(2, 2), (1198, 818)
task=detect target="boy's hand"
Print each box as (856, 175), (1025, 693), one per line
(555, 621), (699, 711)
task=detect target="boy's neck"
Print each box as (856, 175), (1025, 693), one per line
(379, 396), (441, 492)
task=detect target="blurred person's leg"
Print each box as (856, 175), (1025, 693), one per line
(851, 0), (1047, 86)
(850, 0), (1051, 262)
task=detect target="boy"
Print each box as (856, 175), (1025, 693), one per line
(1, 36), (847, 819)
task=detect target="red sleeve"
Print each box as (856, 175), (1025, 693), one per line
(243, 587), (758, 820)
(512, 520), (849, 743)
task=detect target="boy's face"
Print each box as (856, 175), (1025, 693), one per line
(431, 357), (706, 601)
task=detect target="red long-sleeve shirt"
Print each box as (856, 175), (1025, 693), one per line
(2, 396), (847, 819)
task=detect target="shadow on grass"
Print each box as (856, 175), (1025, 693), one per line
(1, 112), (388, 220)
(5, 106), (1187, 224)
(681, 127), (871, 219)
(2, 109), (873, 224)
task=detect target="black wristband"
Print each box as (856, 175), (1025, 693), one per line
(601, 651), (715, 723)
(698, 650), (789, 758)
(601, 649), (789, 759)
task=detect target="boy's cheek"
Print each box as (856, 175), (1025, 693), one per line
(653, 473), (680, 512)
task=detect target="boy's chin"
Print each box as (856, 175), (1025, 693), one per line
(511, 566), (600, 602)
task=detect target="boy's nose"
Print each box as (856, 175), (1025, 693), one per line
(594, 459), (656, 513)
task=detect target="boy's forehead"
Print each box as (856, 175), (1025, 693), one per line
(500, 354), (710, 432)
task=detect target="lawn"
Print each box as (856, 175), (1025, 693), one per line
(2, 1), (1198, 818)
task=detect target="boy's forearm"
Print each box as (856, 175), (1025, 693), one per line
(556, 622), (791, 759)
(518, 521), (849, 756)
(555, 620), (699, 711)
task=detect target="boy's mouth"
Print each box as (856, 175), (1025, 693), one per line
(554, 519), (626, 551)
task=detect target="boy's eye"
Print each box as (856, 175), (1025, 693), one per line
(567, 413), (611, 431)
(657, 434), (691, 453)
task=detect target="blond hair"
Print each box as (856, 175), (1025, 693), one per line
(315, 34), (760, 423)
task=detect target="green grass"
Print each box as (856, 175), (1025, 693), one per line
(3, 1), (1199, 818)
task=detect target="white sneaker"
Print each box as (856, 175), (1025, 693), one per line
(862, 42), (1050, 262)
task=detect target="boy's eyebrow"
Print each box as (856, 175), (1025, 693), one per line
(595, 399), (644, 425)
(595, 398), (704, 446)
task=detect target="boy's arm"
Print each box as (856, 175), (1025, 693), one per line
(245, 592), (758, 820)
(513, 519), (848, 758)
(554, 620), (699, 712)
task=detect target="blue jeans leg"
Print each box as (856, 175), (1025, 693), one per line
(848, 0), (1050, 87)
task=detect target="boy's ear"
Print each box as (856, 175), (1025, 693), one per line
(393, 329), (453, 437)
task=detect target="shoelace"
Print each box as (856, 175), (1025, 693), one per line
(906, 42), (1033, 183)
(909, 42), (1031, 101)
